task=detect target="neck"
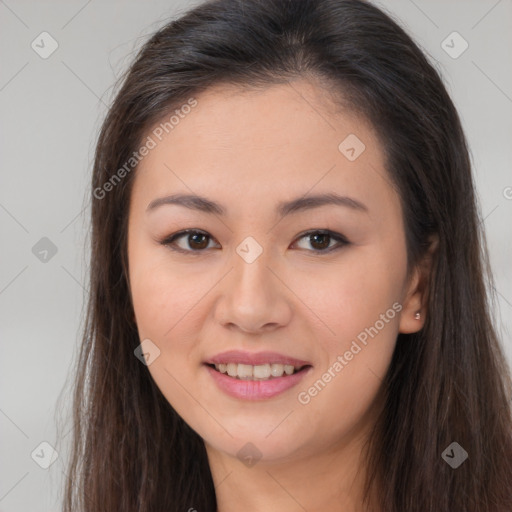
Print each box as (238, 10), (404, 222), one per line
(206, 419), (381, 512)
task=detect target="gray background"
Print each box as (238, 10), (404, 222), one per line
(1, 1), (511, 510)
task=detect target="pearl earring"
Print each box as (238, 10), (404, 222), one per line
(414, 311), (421, 320)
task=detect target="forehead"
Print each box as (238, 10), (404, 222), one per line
(132, 79), (398, 221)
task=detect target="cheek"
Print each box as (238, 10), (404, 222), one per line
(290, 246), (404, 411)
(128, 249), (207, 408)
(131, 267), (175, 337)
(294, 276), (401, 442)
(289, 246), (406, 344)
(294, 245), (405, 421)
(129, 243), (203, 338)
(128, 244), (220, 397)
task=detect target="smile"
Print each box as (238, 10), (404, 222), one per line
(204, 363), (312, 400)
(210, 362), (305, 380)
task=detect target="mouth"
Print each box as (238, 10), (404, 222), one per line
(203, 351), (313, 400)
(205, 362), (311, 380)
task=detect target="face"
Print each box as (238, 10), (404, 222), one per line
(127, 79), (424, 464)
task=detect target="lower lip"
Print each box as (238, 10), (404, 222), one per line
(204, 364), (312, 400)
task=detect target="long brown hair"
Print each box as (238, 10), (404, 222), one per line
(60, 0), (512, 510)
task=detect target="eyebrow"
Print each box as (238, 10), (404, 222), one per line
(146, 192), (368, 217)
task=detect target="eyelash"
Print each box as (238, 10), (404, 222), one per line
(159, 229), (350, 255)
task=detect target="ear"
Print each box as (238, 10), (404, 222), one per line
(399, 234), (438, 334)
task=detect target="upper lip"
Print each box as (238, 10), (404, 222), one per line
(205, 350), (312, 368)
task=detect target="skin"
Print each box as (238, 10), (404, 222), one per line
(127, 78), (432, 512)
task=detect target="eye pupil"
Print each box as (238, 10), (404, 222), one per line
(310, 233), (330, 250)
(189, 233), (209, 249)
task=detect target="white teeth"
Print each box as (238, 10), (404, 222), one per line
(237, 364), (253, 378)
(284, 364), (295, 375)
(213, 362), (302, 380)
(253, 363), (271, 379)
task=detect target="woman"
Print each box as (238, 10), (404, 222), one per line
(62, 0), (512, 510)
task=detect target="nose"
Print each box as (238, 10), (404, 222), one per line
(213, 248), (293, 334)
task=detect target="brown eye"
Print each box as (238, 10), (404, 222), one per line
(293, 230), (349, 253)
(187, 232), (209, 250)
(309, 233), (331, 250)
(161, 230), (218, 253)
